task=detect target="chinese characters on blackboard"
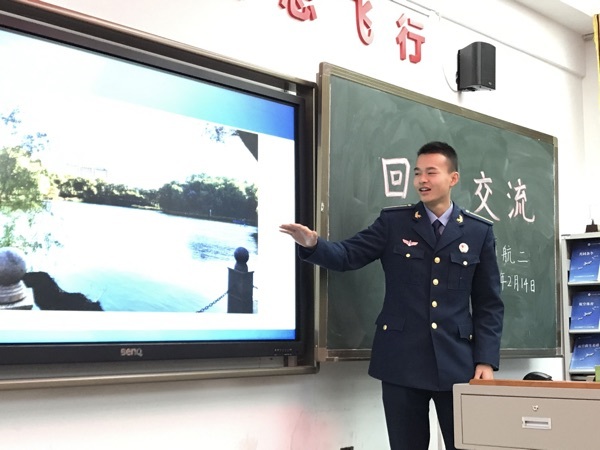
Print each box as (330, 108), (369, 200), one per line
(474, 172), (535, 223)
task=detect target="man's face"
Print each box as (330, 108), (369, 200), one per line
(413, 153), (459, 210)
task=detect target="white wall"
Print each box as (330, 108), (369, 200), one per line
(0, 1), (597, 449)
(583, 38), (600, 222)
(0, 361), (386, 450)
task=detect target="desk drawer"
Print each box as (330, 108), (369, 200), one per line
(460, 394), (600, 450)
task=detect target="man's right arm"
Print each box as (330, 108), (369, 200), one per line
(279, 223), (318, 249)
(280, 214), (388, 272)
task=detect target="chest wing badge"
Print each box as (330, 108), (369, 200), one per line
(403, 239), (418, 247)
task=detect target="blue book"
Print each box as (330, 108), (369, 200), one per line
(569, 240), (600, 283)
(569, 334), (600, 374)
(570, 291), (600, 331)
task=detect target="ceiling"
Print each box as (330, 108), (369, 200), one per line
(513, 0), (599, 37)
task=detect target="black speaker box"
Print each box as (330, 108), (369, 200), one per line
(457, 42), (496, 91)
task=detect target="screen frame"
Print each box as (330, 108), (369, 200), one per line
(0, 0), (317, 382)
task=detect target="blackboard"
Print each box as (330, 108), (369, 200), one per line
(316, 63), (559, 361)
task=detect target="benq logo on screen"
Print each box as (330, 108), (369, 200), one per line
(120, 347), (144, 358)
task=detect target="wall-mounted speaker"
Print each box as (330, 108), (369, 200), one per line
(457, 41), (496, 91)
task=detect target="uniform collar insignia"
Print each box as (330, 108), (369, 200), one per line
(457, 214), (463, 223)
(415, 211), (422, 219)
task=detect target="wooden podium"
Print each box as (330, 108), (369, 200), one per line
(453, 379), (600, 450)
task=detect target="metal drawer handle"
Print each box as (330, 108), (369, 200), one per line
(522, 416), (552, 430)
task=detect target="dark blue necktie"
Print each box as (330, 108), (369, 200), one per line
(433, 219), (442, 241)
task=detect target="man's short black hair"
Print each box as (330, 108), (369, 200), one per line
(417, 141), (458, 173)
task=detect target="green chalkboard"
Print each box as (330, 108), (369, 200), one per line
(316, 63), (559, 361)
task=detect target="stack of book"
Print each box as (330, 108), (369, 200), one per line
(568, 240), (600, 283)
(570, 291), (600, 332)
(569, 334), (600, 374)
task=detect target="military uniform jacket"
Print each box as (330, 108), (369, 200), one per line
(299, 202), (504, 391)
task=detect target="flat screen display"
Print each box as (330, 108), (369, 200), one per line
(0, 5), (313, 365)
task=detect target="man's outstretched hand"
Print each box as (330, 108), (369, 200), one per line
(279, 223), (318, 248)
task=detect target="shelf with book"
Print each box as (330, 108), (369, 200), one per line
(561, 232), (600, 380)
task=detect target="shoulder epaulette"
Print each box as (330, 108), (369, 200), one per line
(463, 209), (494, 225)
(383, 204), (414, 212)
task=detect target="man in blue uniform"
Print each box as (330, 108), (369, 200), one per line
(280, 141), (504, 450)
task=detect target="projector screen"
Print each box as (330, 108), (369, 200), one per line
(0, 3), (314, 366)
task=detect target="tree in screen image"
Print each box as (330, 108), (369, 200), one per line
(0, 109), (57, 254)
